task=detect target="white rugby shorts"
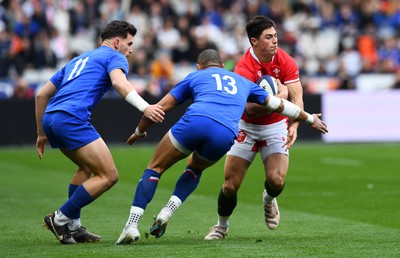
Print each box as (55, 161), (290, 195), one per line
(227, 119), (289, 162)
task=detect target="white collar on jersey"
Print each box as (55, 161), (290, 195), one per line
(249, 47), (275, 64)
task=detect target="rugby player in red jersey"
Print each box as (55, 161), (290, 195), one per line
(206, 16), (307, 240)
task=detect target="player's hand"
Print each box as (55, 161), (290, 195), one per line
(36, 134), (47, 159)
(144, 104), (164, 123)
(310, 114), (328, 134)
(126, 130), (147, 145)
(283, 126), (298, 150)
(276, 79), (288, 100)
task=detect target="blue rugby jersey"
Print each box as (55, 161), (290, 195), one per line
(45, 46), (129, 121)
(169, 67), (269, 136)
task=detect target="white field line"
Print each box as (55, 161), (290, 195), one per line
(322, 157), (362, 167)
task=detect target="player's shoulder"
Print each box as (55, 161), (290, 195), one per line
(91, 46), (125, 61)
(275, 48), (296, 63)
(236, 48), (255, 67)
(224, 69), (248, 82)
(96, 47), (129, 70)
(70, 48), (105, 63)
(234, 50), (259, 80)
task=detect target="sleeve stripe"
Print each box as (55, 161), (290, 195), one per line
(284, 78), (300, 84)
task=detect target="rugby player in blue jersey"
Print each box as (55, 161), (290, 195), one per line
(35, 20), (165, 244)
(116, 49), (328, 244)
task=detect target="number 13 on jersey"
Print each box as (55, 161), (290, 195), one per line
(212, 74), (237, 95)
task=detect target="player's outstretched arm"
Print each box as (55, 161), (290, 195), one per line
(264, 95), (328, 134)
(127, 94), (178, 145)
(109, 69), (165, 123)
(245, 79), (288, 118)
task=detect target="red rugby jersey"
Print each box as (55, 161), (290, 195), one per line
(234, 47), (300, 125)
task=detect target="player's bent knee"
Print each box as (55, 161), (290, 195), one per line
(222, 183), (239, 196)
(110, 173), (119, 186)
(109, 171), (119, 185)
(102, 169), (119, 189)
(267, 177), (285, 190)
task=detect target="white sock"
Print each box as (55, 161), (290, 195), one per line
(157, 195), (182, 222)
(166, 195), (182, 213)
(126, 206), (144, 227)
(54, 210), (71, 225)
(69, 218), (81, 231)
(263, 191), (275, 204)
(217, 215), (230, 228)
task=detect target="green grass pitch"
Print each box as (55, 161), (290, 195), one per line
(1, 142), (399, 257)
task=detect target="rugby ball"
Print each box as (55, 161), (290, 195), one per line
(257, 75), (278, 95)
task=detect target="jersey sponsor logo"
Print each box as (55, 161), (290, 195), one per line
(236, 130), (247, 143)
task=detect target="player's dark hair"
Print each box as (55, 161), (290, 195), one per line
(197, 49), (223, 68)
(100, 20), (137, 41)
(246, 16), (276, 41)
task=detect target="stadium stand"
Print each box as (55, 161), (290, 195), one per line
(0, 0), (399, 99)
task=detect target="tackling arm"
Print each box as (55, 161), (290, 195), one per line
(264, 95), (328, 134)
(127, 94), (178, 145)
(245, 79), (288, 118)
(110, 69), (164, 123)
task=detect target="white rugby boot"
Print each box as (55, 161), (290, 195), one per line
(115, 225), (140, 244)
(204, 225), (228, 240)
(263, 190), (280, 230)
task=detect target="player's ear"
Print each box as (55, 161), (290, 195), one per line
(114, 38), (120, 50)
(196, 64), (201, 70)
(250, 37), (257, 46)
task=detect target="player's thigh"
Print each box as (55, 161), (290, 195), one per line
(259, 119), (288, 160)
(259, 121), (289, 180)
(263, 153), (289, 181)
(223, 154), (251, 188)
(226, 121), (259, 163)
(147, 132), (188, 174)
(223, 126), (258, 188)
(187, 153), (217, 172)
(62, 138), (116, 177)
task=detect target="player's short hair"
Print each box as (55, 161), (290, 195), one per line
(197, 49), (223, 68)
(246, 16), (276, 40)
(100, 20), (137, 41)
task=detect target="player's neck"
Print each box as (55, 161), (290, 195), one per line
(258, 54), (273, 63)
(102, 40), (113, 49)
(254, 48), (273, 63)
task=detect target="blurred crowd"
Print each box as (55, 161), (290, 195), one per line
(0, 0), (399, 99)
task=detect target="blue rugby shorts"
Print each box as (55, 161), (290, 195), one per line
(170, 115), (235, 162)
(42, 111), (100, 150)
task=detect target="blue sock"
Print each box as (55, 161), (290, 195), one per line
(132, 169), (160, 209)
(67, 184), (80, 219)
(172, 167), (202, 202)
(68, 184), (79, 198)
(60, 185), (94, 219)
